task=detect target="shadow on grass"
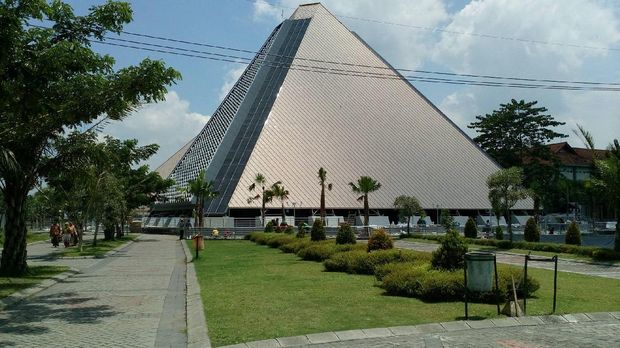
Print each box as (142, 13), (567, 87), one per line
(0, 291), (119, 338)
(0, 266), (68, 299)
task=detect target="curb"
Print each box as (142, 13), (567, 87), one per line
(221, 312), (620, 347)
(182, 239), (212, 348)
(0, 267), (80, 311)
(57, 235), (142, 259)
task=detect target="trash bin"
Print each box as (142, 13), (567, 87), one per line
(192, 234), (204, 251)
(465, 252), (495, 292)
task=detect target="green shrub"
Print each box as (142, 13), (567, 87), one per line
(367, 228), (393, 252)
(248, 232), (278, 245)
(591, 248), (620, 261)
(431, 230), (468, 271)
(524, 218), (540, 242)
(310, 219), (326, 241)
(380, 262), (539, 302)
(296, 223), (309, 238)
(284, 225), (295, 234)
(324, 249), (430, 274)
(279, 238), (311, 254)
(565, 221), (581, 246)
(264, 221), (275, 233)
(496, 240), (513, 249)
(335, 223), (356, 245)
(296, 241), (365, 262)
(374, 262), (427, 281)
(495, 226), (504, 240)
(266, 234), (295, 248)
(464, 217), (478, 239)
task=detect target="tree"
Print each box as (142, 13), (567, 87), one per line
(523, 217), (540, 242)
(186, 170), (219, 228)
(468, 99), (566, 219)
(349, 176), (381, 236)
(318, 167), (332, 224)
(0, 1), (179, 275)
(247, 173), (267, 226)
(487, 167), (529, 242)
(393, 195), (422, 234)
(464, 217), (478, 239)
(270, 182), (289, 224)
(565, 221), (581, 246)
(591, 139), (620, 251)
(440, 209), (454, 231)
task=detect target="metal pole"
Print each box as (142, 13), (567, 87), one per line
(523, 254), (528, 315)
(553, 255), (558, 313)
(464, 263), (468, 320)
(494, 255), (500, 315)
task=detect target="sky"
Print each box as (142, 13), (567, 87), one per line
(63, 0), (620, 169)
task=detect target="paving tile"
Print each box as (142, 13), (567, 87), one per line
(362, 327), (393, 338)
(389, 325), (420, 336)
(334, 329), (367, 341)
(540, 315), (569, 324)
(306, 332), (339, 344)
(413, 323), (446, 334)
(563, 313), (592, 323)
(610, 312), (620, 320)
(466, 319), (495, 329)
(440, 321), (470, 331)
(245, 339), (280, 348)
(276, 335), (309, 347)
(585, 312), (616, 321)
(515, 316), (544, 325)
(491, 317), (520, 327)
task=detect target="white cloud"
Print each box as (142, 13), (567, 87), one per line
(102, 91), (209, 170)
(218, 65), (247, 101)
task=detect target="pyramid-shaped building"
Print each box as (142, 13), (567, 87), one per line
(155, 3), (528, 220)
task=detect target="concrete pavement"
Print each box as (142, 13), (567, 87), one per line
(0, 234), (187, 347)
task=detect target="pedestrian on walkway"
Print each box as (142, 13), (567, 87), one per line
(68, 222), (78, 246)
(49, 222), (61, 247)
(62, 222), (72, 248)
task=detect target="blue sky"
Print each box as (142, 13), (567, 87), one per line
(63, 0), (620, 168)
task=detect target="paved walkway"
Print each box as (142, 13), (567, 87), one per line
(225, 313), (620, 348)
(396, 240), (620, 279)
(0, 234), (186, 347)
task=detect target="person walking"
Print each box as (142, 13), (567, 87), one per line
(62, 223), (72, 248)
(49, 222), (61, 247)
(68, 222), (78, 246)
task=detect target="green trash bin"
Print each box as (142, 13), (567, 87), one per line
(465, 252), (495, 292)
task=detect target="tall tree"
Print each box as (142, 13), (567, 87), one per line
(349, 176), (381, 236)
(0, 1), (179, 275)
(469, 99), (566, 218)
(270, 182), (289, 224)
(591, 140), (620, 251)
(186, 170), (219, 228)
(393, 195), (422, 234)
(487, 167), (529, 242)
(318, 167), (332, 224)
(247, 173), (267, 226)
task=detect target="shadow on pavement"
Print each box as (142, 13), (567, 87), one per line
(0, 291), (119, 337)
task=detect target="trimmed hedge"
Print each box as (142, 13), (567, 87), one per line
(296, 241), (365, 262)
(367, 228), (393, 251)
(524, 218), (540, 242)
(406, 234), (620, 261)
(279, 238), (312, 254)
(464, 217), (478, 239)
(565, 222), (581, 246)
(380, 262), (540, 303)
(324, 249), (431, 274)
(311, 219), (326, 241)
(431, 230), (468, 271)
(336, 223), (356, 245)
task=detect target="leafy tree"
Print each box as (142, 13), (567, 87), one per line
(0, 1), (179, 275)
(468, 99), (566, 218)
(310, 219), (325, 241)
(186, 170), (219, 228)
(431, 229), (468, 271)
(270, 182), (289, 224)
(440, 209), (454, 231)
(335, 223), (356, 245)
(367, 228), (393, 251)
(487, 167), (529, 242)
(393, 195), (422, 234)
(318, 167), (332, 224)
(464, 217), (478, 239)
(349, 176), (381, 236)
(591, 139), (620, 251)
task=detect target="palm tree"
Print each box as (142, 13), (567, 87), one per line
(270, 182), (289, 224)
(318, 167), (333, 224)
(187, 169), (219, 228)
(247, 173), (267, 226)
(592, 139), (620, 251)
(349, 176), (381, 236)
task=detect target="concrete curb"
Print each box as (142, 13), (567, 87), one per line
(57, 234), (142, 259)
(182, 239), (212, 348)
(0, 267), (80, 311)
(221, 312), (620, 347)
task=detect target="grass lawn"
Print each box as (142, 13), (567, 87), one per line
(192, 240), (620, 347)
(0, 231), (50, 245)
(58, 234), (138, 257)
(0, 265), (69, 299)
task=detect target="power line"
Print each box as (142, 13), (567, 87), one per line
(92, 40), (620, 92)
(244, 0), (620, 53)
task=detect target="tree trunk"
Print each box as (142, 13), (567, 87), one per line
(0, 184), (29, 276)
(533, 196), (540, 224)
(198, 199), (204, 228)
(93, 219), (99, 246)
(194, 203), (199, 228)
(281, 200), (285, 224)
(508, 209), (513, 242)
(261, 187), (265, 227)
(615, 208), (620, 252)
(407, 216), (410, 234)
(320, 183), (325, 223)
(364, 195), (369, 237)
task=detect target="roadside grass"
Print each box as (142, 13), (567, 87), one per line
(0, 230), (49, 245)
(58, 234), (138, 257)
(0, 265), (69, 299)
(192, 240), (620, 347)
